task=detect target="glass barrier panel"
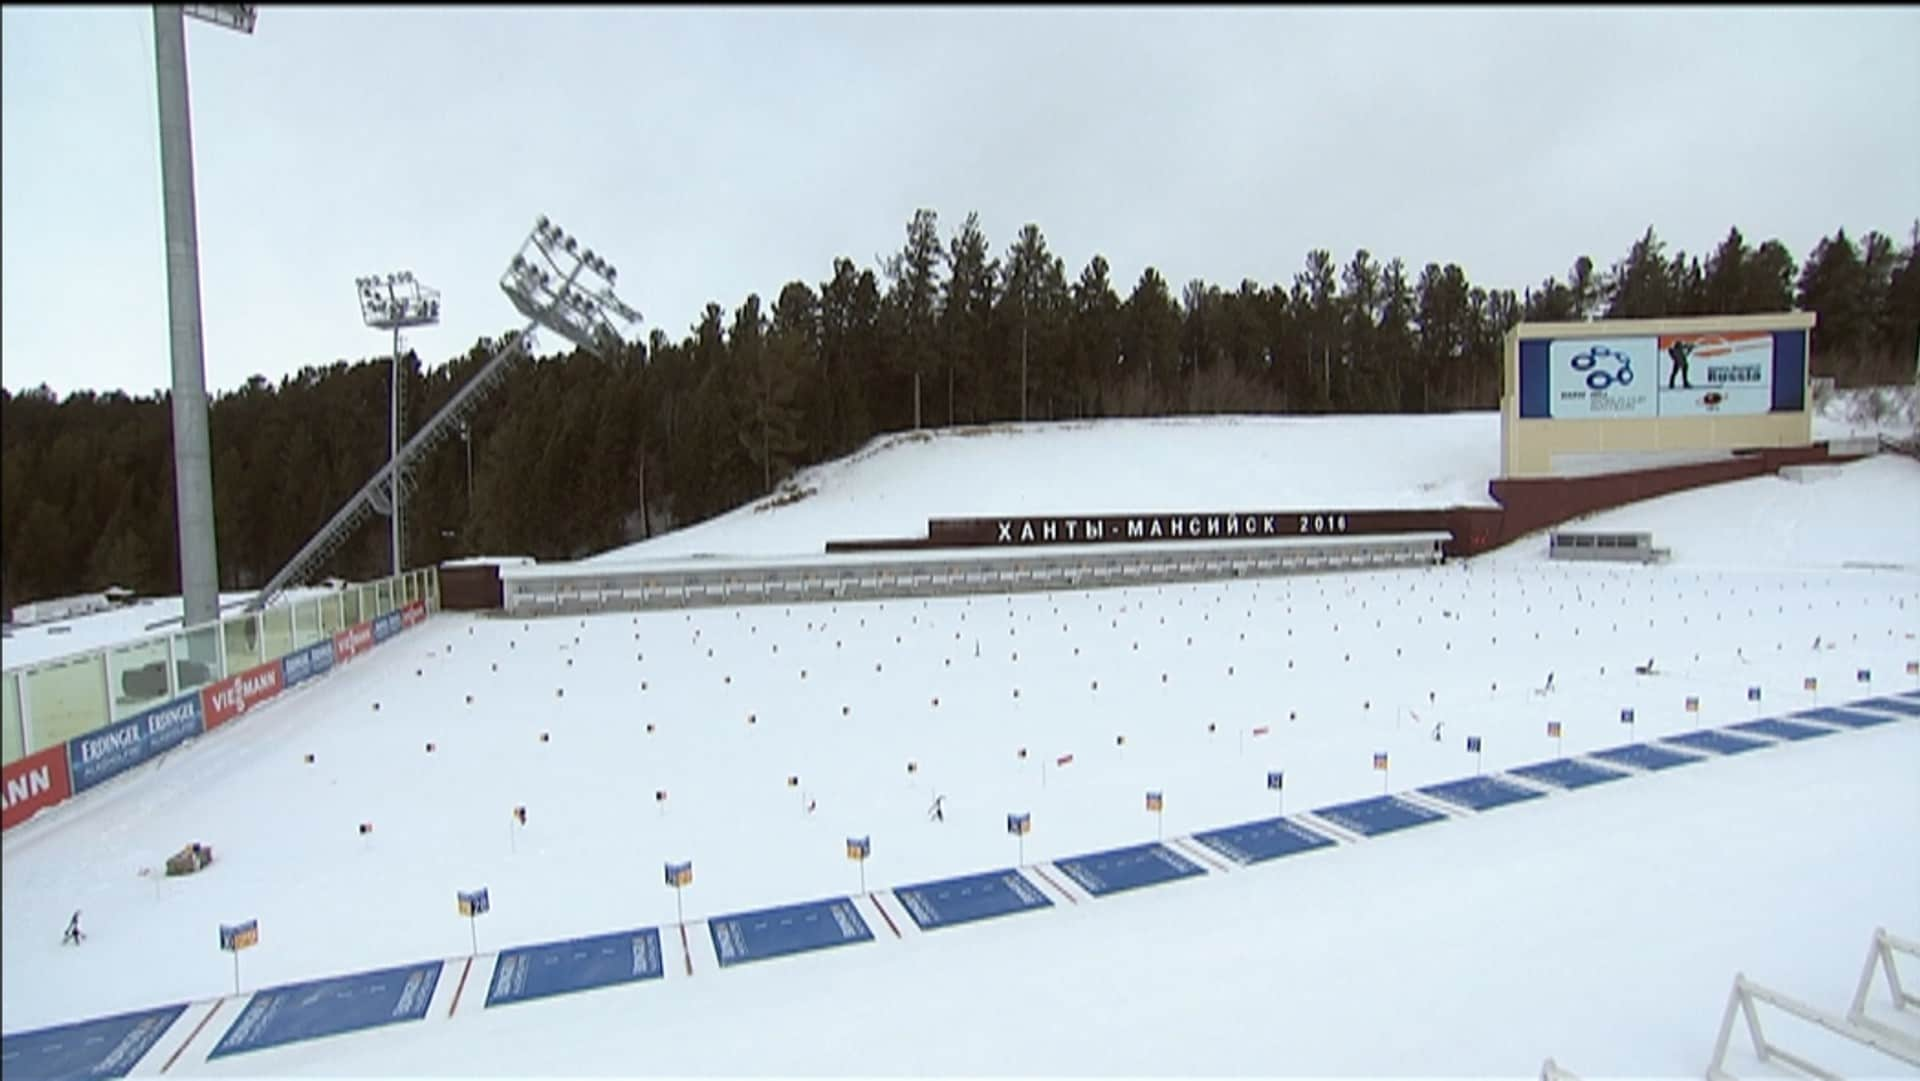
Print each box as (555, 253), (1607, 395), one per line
(320, 593), (342, 635)
(2, 672), (22, 765)
(222, 614), (264, 675)
(261, 604), (295, 663)
(427, 569), (440, 610)
(293, 599), (319, 650)
(171, 626), (223, 691)
(107, 638), (175, 721)
(24, 654), (110, 753)
(344, 588), (363, 627)
(377, 579), (393, 615)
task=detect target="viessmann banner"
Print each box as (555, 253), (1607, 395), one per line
(1524, 330), (1798, 419)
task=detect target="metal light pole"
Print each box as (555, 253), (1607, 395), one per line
(355, 272), (441, 576)
(154, 3), (255, 629)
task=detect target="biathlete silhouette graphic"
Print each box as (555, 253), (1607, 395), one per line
(1667, 339), (1697, 389)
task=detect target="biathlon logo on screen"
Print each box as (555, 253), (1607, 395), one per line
(1547, 332), (1774, 419)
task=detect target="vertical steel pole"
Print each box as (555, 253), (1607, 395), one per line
(391, 325), (402, 576)
(153, 6), (222, 629)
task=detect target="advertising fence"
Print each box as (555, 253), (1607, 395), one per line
(0, 572), (438, 832)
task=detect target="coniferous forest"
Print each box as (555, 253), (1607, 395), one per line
(3, 217), (1917, 611)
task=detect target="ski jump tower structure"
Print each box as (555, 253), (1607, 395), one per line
(247, 217), (641, 612)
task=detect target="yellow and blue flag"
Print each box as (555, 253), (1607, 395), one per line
(1145, 791), (1163, 813)
(220, 919), (259, 952)
(665, 861), (692, 887)
(1684, 696), (1699, 713)
(846, 836), (870, 861)
(1547, 721), (1563, 739)
(1372, 752), (1388, 771)
(458, 888), (490, 917)
(1006, 813), (1031, 836)
(1803, 676), (1818, 692)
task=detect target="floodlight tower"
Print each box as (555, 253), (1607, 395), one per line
(355, 272), (441, 575)
(154, 3), (255, 628)
(500, 216), (641, 357)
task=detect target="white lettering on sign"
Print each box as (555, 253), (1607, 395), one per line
(2, 766), (50, 809)
(144, 699), (199, 738)
(80, 726), (143, 764)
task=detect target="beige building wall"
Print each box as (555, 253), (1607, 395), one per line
(1501, 312), (1816, 478)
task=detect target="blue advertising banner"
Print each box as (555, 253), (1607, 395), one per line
(371, 612), (402, 644)
(281, 639), (336, 689)
(67, 693), (205, 793)
(0, 1002), (188, 1081)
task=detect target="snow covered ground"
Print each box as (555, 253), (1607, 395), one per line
(3, 407), (1918, 1078)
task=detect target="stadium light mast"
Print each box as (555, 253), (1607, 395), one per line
(154, 3), (255, 629)
(355, 271), (442, 575)
(499, 216), (641, 358)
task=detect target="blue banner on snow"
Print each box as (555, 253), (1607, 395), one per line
(209, 960), (441, 1059)
(371, 612), (402, 644)
(280, 639), (336, 688)
(67, 694), (205, 794)
(485, 928), (662, 1008)
(0, 1002), (187, 1081)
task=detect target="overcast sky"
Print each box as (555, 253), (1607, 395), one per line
(3, 5), (1916, 397)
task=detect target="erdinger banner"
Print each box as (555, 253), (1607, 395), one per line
(3, 744), (73, 830)
(333, 621), (374, 664)
(202, 661), (285, 731)
(67, 693), (206, 793)
(281, 639), (337, 688)
(401, 599), (427, 628)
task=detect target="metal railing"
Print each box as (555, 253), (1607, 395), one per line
(499, 534), (1450, 617)
(3, 568), (440, 766)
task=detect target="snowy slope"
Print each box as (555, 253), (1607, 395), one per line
(3, 411), (1918, 1079)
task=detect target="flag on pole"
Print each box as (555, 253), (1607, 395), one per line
(1856, 668), (1870, 683)
(1747, 686), (1762, 702)
(1547, 721), (1562, 739)
(1466, 736), (1482, 753)
(1619, 708), (1635, 724)
(1145, 791), (1163, 813)
(1684, 696), (1699, 713)
(846, 836), (870, 861)
(1055, 753), (1074, 767)
(1372, 752), (1389, 771)
(1007, 812), (1031, 836)
(1267, 770), (1284, 790)
(1803, 676), (1818, 692)
(457, 888), (490, 916)
(219, 920), (259, 952)
(787, 775), (800, 787)
(1906, 660), (1918, 676)
(664, 861), (692, 887)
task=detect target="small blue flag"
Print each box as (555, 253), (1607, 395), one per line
(1006, 813), (1031, 836)
(1747, 686), (1761, 702)
(1266, 770), (1284, 790)
(1620, 708), (1635, 724)
(1466, 736), (1482, 753)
